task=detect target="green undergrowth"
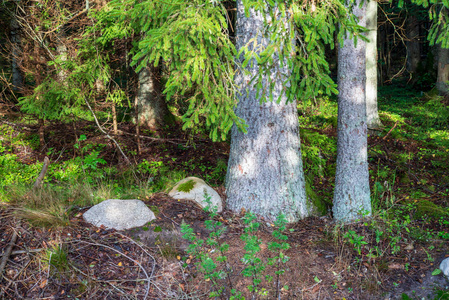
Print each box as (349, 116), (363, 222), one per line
(1, 82), (449, 232)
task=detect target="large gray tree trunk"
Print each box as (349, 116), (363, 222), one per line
(437, 44), (449, 95)
(136, 66), (172, 129)
(333, 0), (371, 222)
(225, 1), (310, 223)
(366, 0), (382, 130)
(10, 5), (22, 91)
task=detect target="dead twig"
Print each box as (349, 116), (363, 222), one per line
(33, 156), (50, 190)
(75, 239), (153, 300)
(0, 258), (31, 299)
(0, 230), (19, 283)
(83, 97), (131, 165)
(116, 130), (188, 145)
(0, 248), (45, 257)
(382, 121), (398, 141)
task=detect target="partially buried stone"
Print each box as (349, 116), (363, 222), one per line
(83, 199), (155, 230)
(168, 177), (223, 213)
(440, 257), (449, 276)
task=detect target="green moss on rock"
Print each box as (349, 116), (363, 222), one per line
(177, 179), (195, 192)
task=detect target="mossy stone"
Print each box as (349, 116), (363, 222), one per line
(176, 179), (195, 193)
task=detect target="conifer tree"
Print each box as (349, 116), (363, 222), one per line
(225, 0), (309, 223)
(366, 0), (382, 130)
(225, 0), (366, 222)
(333, 0), (372, 222)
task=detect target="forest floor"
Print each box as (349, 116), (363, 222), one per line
(1, 190), (449, 300)
(1, 84), (449, 299)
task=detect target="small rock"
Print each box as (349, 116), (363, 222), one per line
(440, 257), (449, 276)
(169, 177), (223, 212)
(83, 199), (155, 230)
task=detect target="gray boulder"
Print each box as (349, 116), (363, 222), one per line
(440, 257), (449, 276)
(83, 199), (155, 230)
(168, 177), (223, 212)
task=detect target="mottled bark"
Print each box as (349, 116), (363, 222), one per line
(56, 29), (68, 83)
(437, 44), (449, 95)
(406, 14), (420, 75)
(226, 1), (310, 223)
(333, 0), (371, 222)
(136, 66), (172, 129)
(10, 5), (22, 91)
(366, 0), (382, 129)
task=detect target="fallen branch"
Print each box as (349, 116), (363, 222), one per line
(33, 156), (50, 190)
(382, 121), (399, 141)
(0, 248), (44, 257)
(115, 232), (157, 281)
(0, 120), (34, 132)
(0, 230), (18, 283)
(0, 258), (31, 299)
(116, 129), (187, 145)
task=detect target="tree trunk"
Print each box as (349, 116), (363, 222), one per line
(225, 1), (310, 223)
(10, 4), (22, 92)
(111, 101), (118, 134)
(406, 14), (420, 76)
(136, 66), (173, 129)
(366, 0), (382, 130)
(56, 29), (68, 83)
(378, 21), (385, 85)
(437, 44), (449, 95)
(333, 0), (371, 222)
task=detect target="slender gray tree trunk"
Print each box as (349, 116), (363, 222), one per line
(10, 4), (22, 91)
(333, 0), (371, 222)
(366, 0), (382, 129)
(226, 1), (310, 223)
(136, 66), (172, 129)
(406, 14), (420, 76)
(437, 44), (449, 95)
(56, 29), (68, 83)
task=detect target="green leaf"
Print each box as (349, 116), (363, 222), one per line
(432, 268), (442, 276)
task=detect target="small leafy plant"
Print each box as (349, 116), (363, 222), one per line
(181, 194), (292, 299)
(344, 230), (368, 256)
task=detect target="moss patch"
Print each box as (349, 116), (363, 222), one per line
(306, 180), (328, 215)
(177, 179), (196, 193)
(415, 199), (448, 219)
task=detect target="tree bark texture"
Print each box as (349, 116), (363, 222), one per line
(56, 29), (68, 83)
(366, 0), (382, 129)
(437, 44), (449, 95)
(333, 0), (371, 222)
(136, 66), (172, 129)
(10, 7), (22, 91)
(406, 14), (420, 75)
(226, 1), (309, 223)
